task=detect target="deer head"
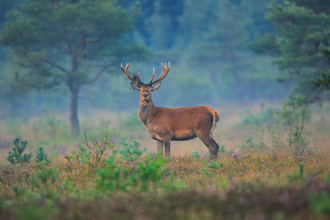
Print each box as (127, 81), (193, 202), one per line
(121, 62), (170, 103)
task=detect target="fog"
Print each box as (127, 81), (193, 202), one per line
(0, 0), (290, 121)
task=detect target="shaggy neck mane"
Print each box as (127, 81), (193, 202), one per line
(138, 100), (156, 125)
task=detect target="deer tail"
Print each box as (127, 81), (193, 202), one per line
(209, 109), (220, 138)
(213, 111), (219, 128)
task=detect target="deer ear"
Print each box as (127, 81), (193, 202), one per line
(131, 82), (140, 90)
(151, 82), (161, 91)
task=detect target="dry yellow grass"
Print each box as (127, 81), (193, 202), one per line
(0, 102), (329, 162)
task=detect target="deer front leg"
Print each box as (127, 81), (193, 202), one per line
(157, 140), (163, 155)
(164, 141), (171, 157)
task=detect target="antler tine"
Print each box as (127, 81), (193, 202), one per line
(121, 63), (135, 82)
(149, 61), (170, 85)
(149, 68), (155, 84)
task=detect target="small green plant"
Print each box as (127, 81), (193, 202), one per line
(201, 167), (214, 176)
(204, 160), (222, 169)
(95, 156), (133, 194)
(11, 184), (28, 199)
(64, 131), (114, 170)
(219, 144), (235, 155)
(114, 137), (147, 161)
(10, 163), (60, 200)
(309, 193), (330, 216)
(202, 160), (222, 176)
(137, 154), (168, 192)
(239, 106), (277, 127)
(96, 154), (170, 193)
(237, 134), (266, 151)
(266, 116), (285, 149)
(219, 144), (226, 153)
(10, 164), (60, 219)
(286, 163), (304, 184)
(35, 147), (51, 165)
(191, 151), (200, 159)
(266, 97), (311, 156)
(14, 201), (58, 220)
(281, 97), (310, 153)
(6, 138), (33, 165)
(160, 175), (187, 193)
(30, 164), (58, 188)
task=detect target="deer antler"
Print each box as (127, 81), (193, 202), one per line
(149, 62), (170, 86)
(121, 63), (141, 83)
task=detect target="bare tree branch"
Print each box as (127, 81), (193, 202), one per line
(62, 29), (72, 55)
(56, 45), (70, 53)
(81, 63), (113, 84)
(44, 59), (71, 75)
(305, 87), (330, 103)
(75, 36), (87, 57)
(86, 39), (100, 44)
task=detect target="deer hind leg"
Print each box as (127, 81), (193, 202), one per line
(164, 141), (171, 157)
(157, 140), (163, 155)
(210, 138), (220, 160)
(197, 132), (219, 161)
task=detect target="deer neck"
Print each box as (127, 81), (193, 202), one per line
(138, 99), (156, 125)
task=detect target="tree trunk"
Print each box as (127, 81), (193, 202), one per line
(69, 55), (80, 138)
(225, 45), (243, 101)
(231, 67), (243, 100)
(70, 87), (80, 138)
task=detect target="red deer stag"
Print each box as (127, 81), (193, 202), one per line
(121, 62), (220, 160)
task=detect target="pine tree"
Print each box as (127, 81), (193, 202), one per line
(312, 46), (330, 91)
(6, 138), (32, 164)
(0, 0), (149, 137)
(249, 0), (330, 102)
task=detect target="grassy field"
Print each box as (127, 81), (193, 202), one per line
(0, 102), (330, 219)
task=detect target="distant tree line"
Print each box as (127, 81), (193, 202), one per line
(0, 0), (329, 137)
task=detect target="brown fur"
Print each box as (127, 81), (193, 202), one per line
(122, 63), (220, 160)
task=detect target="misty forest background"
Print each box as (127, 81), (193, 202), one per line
(2, 1), (330, 218)
(0, 0), (329, 139)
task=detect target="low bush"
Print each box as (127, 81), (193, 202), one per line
(6, 138), (32, 165)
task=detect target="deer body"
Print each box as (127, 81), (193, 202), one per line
(139, 102), (218, 141)
(121, 62), (220, 160)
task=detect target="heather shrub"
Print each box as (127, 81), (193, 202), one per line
(63, 131), (114, 171)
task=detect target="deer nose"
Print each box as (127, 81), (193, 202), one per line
(143, 94), (148, 98)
